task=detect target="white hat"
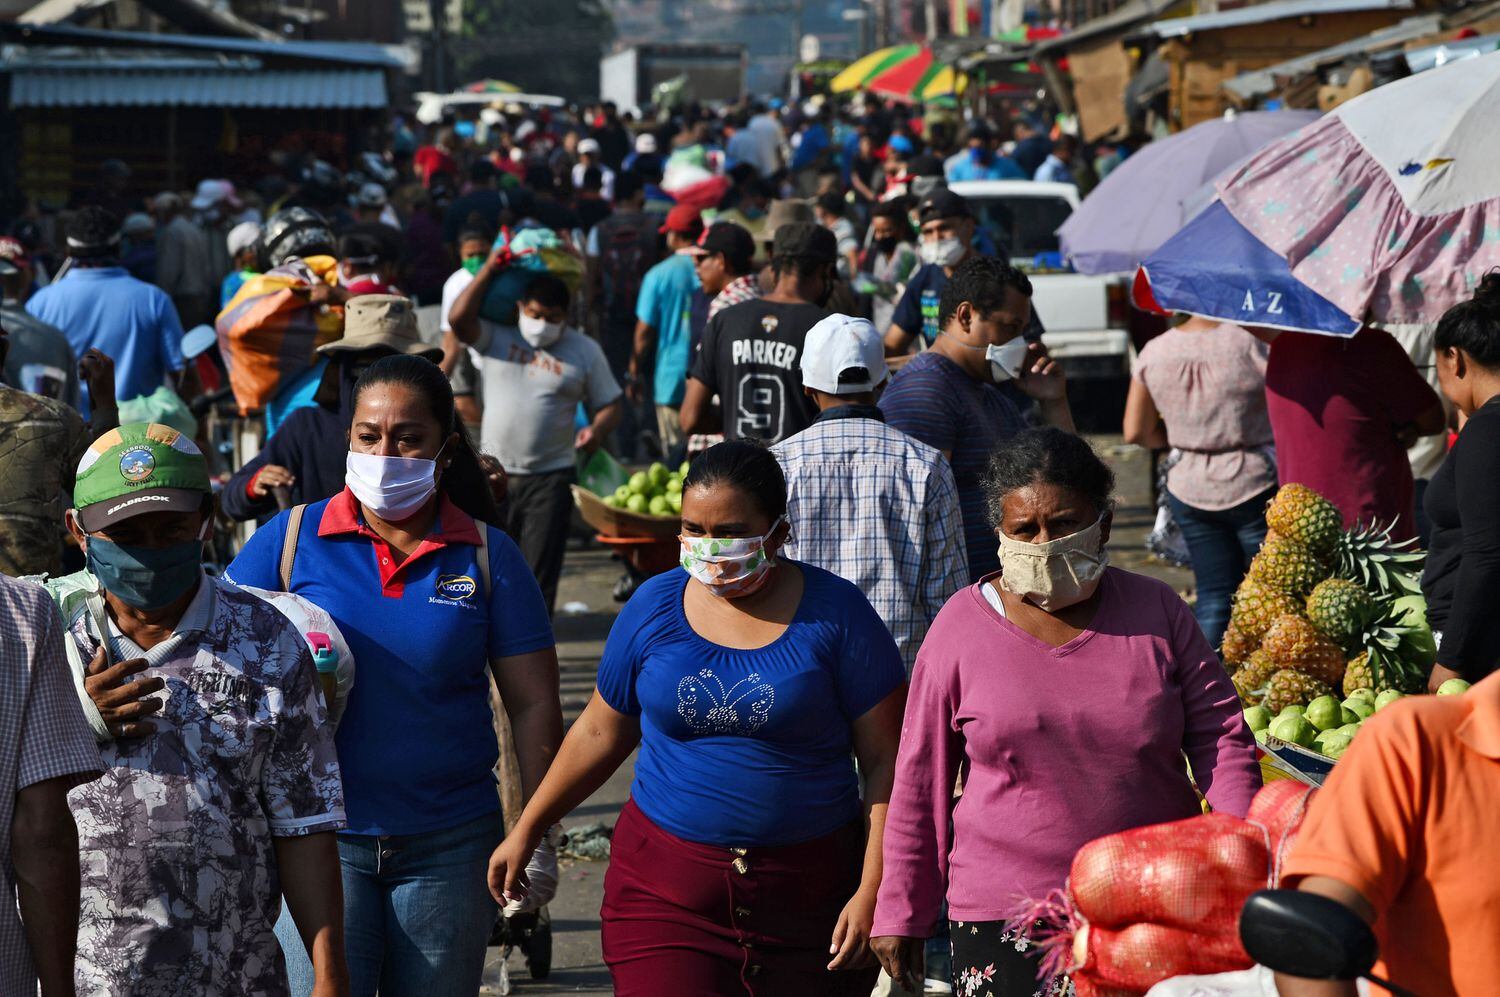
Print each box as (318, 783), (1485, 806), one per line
(800, 314), (888, 395)
(190, 178), (237, 210)
(635, 132), (658, 155)
(577, 137), (602, 156)
(226, 220), (261, 257)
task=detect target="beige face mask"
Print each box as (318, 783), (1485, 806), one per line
(997, 517), (1108, 611)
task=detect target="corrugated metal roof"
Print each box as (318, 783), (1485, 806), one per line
(1145, 0), (1414, 39)
(2, 21), (402, 67)
(1221, 14), (1442, 100)
(1033, 0), (1186, 58)
(11, 67), (388, 107)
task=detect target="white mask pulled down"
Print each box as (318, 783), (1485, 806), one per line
(518, 314), (565, 349)
(996, 517), (1108, 611)
(345, 450), (440, 521)
(941, 330), (1030, 384)
(919, 237), (966, 268)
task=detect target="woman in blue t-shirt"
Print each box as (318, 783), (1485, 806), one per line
(489, 441), (907, 995)
(226, 354), (564, 996)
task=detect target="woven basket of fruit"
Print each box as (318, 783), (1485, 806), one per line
(572, 487), (679, 540)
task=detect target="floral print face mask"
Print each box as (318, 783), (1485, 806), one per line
(679, 516), (786, 598)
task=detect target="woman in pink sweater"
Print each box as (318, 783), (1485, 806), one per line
(871, 428), (1260, 996)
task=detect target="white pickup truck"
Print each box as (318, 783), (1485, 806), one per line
(949, 180), (1134, 382)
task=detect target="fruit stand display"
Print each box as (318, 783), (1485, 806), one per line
(571, 459), (689, 576)
(1219, 485), (1469, 784)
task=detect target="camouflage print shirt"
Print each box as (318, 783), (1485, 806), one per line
(63, 574), (346, 997)
(0, 384), (87, 578)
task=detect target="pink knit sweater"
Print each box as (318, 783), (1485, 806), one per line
(871, 568), (1261, 937)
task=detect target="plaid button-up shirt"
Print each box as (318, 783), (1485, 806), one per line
(0, 575), (102, 997)
(772, 407), (968, 672)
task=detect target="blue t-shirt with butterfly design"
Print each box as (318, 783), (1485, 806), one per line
(596, 562), (905, 847)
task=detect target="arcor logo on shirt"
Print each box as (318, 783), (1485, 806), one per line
(730, 339), (799, 371)
(430, 573), (479, 608)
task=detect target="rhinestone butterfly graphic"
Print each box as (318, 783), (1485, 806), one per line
(676, 668), (775, 735)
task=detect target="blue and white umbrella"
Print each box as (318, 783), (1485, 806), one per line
(1132, 202), (1362, 337)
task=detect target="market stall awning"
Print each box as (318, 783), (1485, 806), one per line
(10, 65), (388, 107)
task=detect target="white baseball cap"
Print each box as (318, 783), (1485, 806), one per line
(800, 314), (888, 395)
(635, 132), (658, 155)
(226, 220), (261, 257)
(577, 137), (602, 156)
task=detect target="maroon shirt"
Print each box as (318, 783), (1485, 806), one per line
(1264, 327), (1438, 542)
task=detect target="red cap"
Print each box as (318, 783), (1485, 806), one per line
(659, 204), (704, 236)
(0, 237), (30, 268)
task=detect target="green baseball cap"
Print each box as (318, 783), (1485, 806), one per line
(74, 423), (211, 532)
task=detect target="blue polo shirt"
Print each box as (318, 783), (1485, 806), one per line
(26, 266), (184, 418)
(225, 489), (554, 836)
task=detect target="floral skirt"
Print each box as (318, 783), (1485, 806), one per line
(950, 920), (1072, 997)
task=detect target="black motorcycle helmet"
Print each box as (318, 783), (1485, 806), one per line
(258, 207), (335, 270)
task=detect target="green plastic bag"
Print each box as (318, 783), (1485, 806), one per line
(119, 385), (198, 438)
(577, 448), (629, 497)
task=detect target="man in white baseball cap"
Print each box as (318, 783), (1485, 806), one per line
(572, 137), (615, 201)
(221, 220), (262, 307)
(770, 313), (968, 672)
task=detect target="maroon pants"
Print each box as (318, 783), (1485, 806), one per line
(601, 798), (880, 997)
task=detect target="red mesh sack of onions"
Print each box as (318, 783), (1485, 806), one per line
(1008, 783), (1316, 996)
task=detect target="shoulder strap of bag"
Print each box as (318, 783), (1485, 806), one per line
(476, 520), (491, 600)
(279, 504), (308, 591)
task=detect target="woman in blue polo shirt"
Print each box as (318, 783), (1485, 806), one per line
(227, 354), (563, 996)
(488, 441), (907, 995)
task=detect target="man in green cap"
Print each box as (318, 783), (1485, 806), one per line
(40, 422), (351, 996)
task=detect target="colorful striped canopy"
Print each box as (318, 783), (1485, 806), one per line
(829, 45), (965, 102)
(463, 78), (521, 94)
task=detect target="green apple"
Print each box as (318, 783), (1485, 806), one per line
(625, 494), (648, 514)
(1437, 679), (1472, 696)
(1317, 732), (1354, 760)
(648, 495), (670, 516)
(628, 471), (650, 495)
(1346, 688), (1376, 705)
(648, 462), (670, 488)
(1243, 705), (1272, 733)
(1342, 698), (1374, 721)
(1374, 689), (1406, 711)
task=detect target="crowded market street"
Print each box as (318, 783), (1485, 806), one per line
(4, 2), (1500, 996)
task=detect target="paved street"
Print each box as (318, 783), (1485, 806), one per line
(482, 439), (1191, 993)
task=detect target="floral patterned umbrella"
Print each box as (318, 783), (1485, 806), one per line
(1216, 48), (1500, 325)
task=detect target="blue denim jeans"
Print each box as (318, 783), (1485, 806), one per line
(276, 810), (504, 997)
(1166, 488), (1274, 650)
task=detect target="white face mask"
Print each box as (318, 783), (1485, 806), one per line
(920, 236), (965, 268)
(518, 313), (565, 349)
(941, 330), (1030, 384)
(997, 517), (1108, 611)
(345, 449), (441, 521)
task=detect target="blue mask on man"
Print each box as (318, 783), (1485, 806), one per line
(86, 537), (203, 611)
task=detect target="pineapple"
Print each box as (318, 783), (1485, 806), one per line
(1229, 577), (1304, 644)
(1342, 652), (1375, 698)
(1266, 484), (1344, 558)
(1305, 578), (1376, 652)
(1220, 624), (1259, 668)
(1264, 669), (1333, 714)
(1232, 650), (1279, 705)
(1348, 606), (1431, 695)
(1335, 520), (1424, 600)
(1261, 614), (1346, 689)
(1248, 533), (1332, 599)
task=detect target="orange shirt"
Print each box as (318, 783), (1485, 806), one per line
(1282, 672), (1500, 997)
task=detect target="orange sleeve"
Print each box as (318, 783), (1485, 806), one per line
(1280, 705), (1425, 914)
